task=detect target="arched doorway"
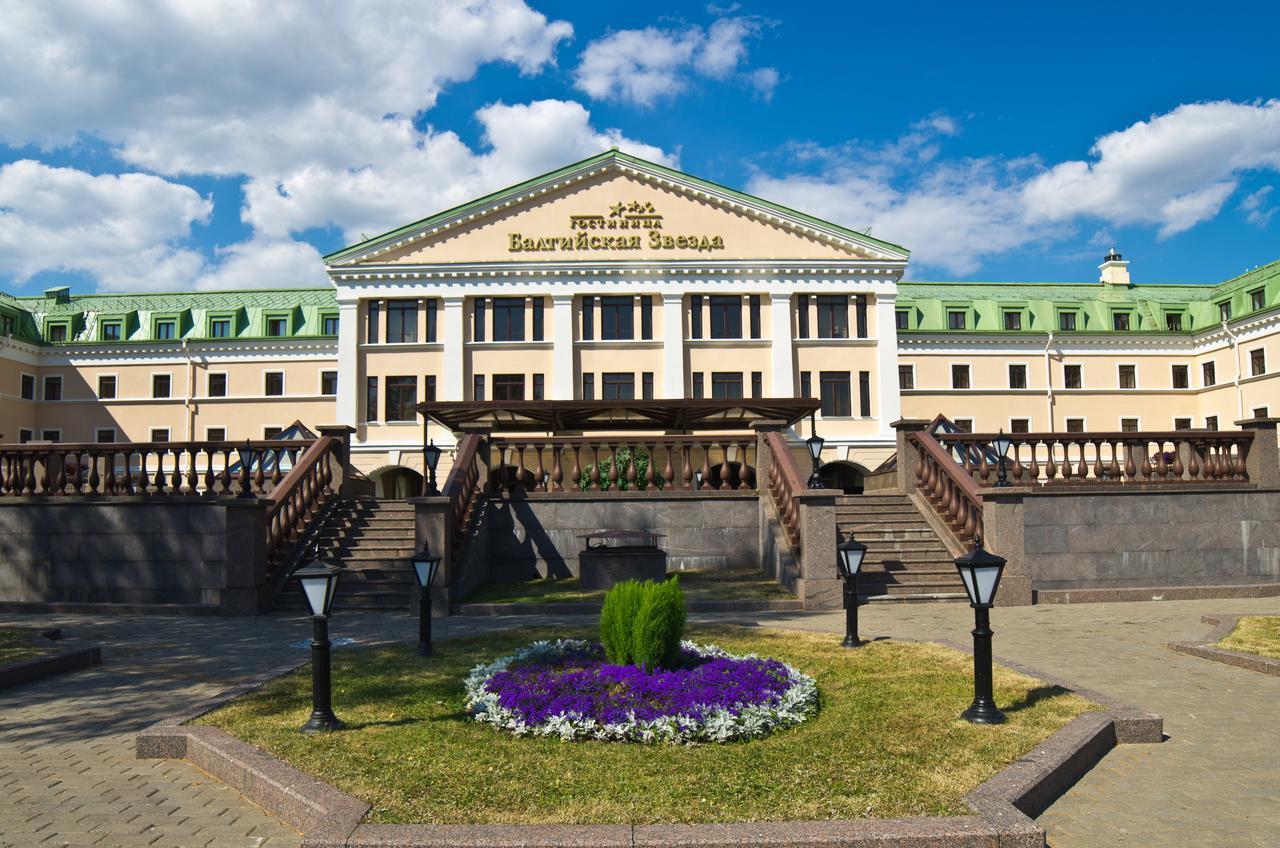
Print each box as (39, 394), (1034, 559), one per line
(370, 466), (424, 499)
(818, 461), (867, 494)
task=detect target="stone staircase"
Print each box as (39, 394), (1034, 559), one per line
(276, 497), (417, 612)
(835, 492), (966, 603)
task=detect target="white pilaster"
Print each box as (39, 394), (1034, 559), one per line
(661, 293), (685, 398)
(442, 295), (465, 401)
(552, 294), (575, 399)
(336, 300), (359, 427)
(770, 293), (794, 397)
(874, 292), (901, 435)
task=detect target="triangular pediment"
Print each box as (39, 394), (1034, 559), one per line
(325, 151), (909, 267)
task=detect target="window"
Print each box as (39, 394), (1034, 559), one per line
(264, 372), (284, 396)
(0, 315), (12, 336)
(18, 429), (32, 443)
(1165, 313), (1183, 331)
(366, 301), (380, 343)
(20, 374), (34, 400)
(1121, 418), (1140, 432)
(952, 419), (973, 433)
(265, 316), (287, 337)
(321, 371), (338, 396)
(1250, 348), (1266, 376)
(425, 375), (437, 402)
(95, 428), (116, 444)
(385, 376), (417, 421)
(210, 318), (232, 338)
(1008, 364), (1027, 390)
(641, 296), (653, 340)
(1174, 418), (1193, 431)
(98, 375), (116, 399)
(581, 296), (594, 341)
(799, 371), (812, 399)
(816, 295), (848, 339)
(855, 295), (868, 339)
(150, 428), (170, 443)
(207, 372), (227, 397)
(691, 372), (703, 399)
(1059, 311), (1077, 332)
(751, 371), (762, 398)
(1118, 365), (1137, 389)
(1010, 419), (1030, 434)
(1172, 365), (1189, 389)
(474, 299), (486, 342)
(48, 323), (67, 343)
(642, 372), (654, 400)
(1003, 311), (1022, 331)
(365, 377), (378, 420)
(492, 374), (525, 401)
(473, 374), (486, 401)
(387, 300), (418, 343)
(44, 375), (63, 401)
(603, 372), (635, 400)
(898, 365), (914, 390)
(206, 427), (226, 442)
(101, 321), (121, 341)
(532, 374), (544, 401)
(492, 298), (524, 342)
(951, 364), (970, 390)
(1112, 312), (1131, 331)
(322, 315), (339, 335)
(1251, 288), (1266, 311)
(531, 298), (543, 341)
(600, 296), (633, 340)
(1064, 364), (1082, 389)
(896, 310), (909, 331)
(749, 295), (762, 339)
(819, 371), (851, 417)
(581, 372), (594, 400)
(155, 320), (177, 340)
(710, 296), (743, 339)
(796, 295), (810, 338)
(1203, 362), (1216, 387)
(947, 310), (966, 330)
(1218, 301), (1232, 322)
(859, 371), (871, 417)
(1254, 407), (1270, 418)
(1205, 416), (1218, 431)
(711, 372), (743, 399)
(426, 300), (438, 342)
(1065, 418), (1085, 433)
(40, 429), (60, 442)
(264, 427), (283, 440)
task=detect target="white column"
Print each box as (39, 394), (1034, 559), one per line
(770, 293), (794, 397)
(661, 293), (685, 398)
(874, 292), (901, 436)
(442, 295), (465, 401)
(336, 300), (360, 426)
(551, 294), (575, 399)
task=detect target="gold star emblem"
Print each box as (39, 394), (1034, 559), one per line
(609, 202), (626, 218)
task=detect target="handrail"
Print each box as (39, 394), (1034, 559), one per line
(442, 433), (484, 554)
(910, 430), (984, 547)
(765, 430), (806, 550)
(264, 437), (340, 568)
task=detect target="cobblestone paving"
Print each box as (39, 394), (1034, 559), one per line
(1, 598), (1277, 846)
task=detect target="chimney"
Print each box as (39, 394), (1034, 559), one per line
(1099, 247), (1130, 286)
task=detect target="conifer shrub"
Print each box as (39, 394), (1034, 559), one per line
(630, 577), (686, 671)
(599, 579), (645, 664)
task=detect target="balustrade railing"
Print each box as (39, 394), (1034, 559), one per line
(765, 431), (806, 551)
(441, 433), (484, 554)
(935, 431), (1253, 486)
(0, 440), (313, 497)
(486, 436), (758, 493)
(265, 437), (342, 568)
(910, 430), (984, 547)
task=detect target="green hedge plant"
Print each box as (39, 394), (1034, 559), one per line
(598, 578), (686, 670)
(599, 579), (645, 664)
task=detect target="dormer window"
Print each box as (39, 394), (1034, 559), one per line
(1251, 288), (1266, 311)
(101, 321), (122, 341)
(895, 310), (909, 330)
(1218, 301), (1232, 321)
(1058, 311), (1077, 332)
(947, 310), (967, 330)
(1112, 312), (1131, 331)
(155, 320), (176, 340)
(47, 323), (68, 343)
(1165, 313), (1183, 332)
(1002, 311), (1022, 331)
(209, 318), (232, 338)
(266, 316), (288, 337)
(322, 314), (339, 335)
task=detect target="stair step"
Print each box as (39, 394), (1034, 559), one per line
(864, 592), (968, 604)
(337, 549), (416, 560)
(861, 572), (963, 585)
(329, 539), (416, 551)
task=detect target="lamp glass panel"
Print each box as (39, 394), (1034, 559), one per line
(994, 436), (1013, 456)
(974, 565), (1002, 605)
(806, 436), (823, 459)
(957, 566), (978, 605)
(300, 576), (331, 616)
(423, 445), (442, 471)
(413, 558), (438, 588)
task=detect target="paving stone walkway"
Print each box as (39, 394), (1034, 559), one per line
(1, 597), (1277, 846)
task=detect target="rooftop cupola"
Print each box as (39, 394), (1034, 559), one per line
(43, 285), (71, 304)
(1099, 247), (1130, 286)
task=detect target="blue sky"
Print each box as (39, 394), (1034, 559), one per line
(1, 1), (1278, 293)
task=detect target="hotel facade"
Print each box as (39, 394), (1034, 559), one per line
(0, 150), (1277, 495)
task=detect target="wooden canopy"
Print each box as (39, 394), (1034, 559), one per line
(417, 398), (819, 434)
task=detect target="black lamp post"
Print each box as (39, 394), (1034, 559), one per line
(694, 469), (704, 490)
(836, 531), (869, 647)
(422, 441), (442, 495)
(954, 538), (1007, 724)
(806, 432), (825, 489)
(993, 430), (1013, 488)
(410, 541), (443, 657)
(295, 549), (344, 733)
(236, 440), (256, 498)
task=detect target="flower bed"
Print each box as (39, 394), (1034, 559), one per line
(464, 638), (818, 744)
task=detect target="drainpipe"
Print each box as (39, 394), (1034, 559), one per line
(1043, 331), (1055, 433)
(1221, 319), (1245, 422)
(181, 338), (195, 442)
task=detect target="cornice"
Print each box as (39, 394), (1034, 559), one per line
(329, 259), (906, 281)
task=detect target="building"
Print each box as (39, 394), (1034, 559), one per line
(0, 150), (1276, 495)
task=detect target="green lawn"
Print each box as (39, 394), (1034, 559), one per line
(463, 569), (795, 605)
(1215, 615), (1280, 660)
(0, 629), (53, 665)
(197, 626), (1094, 825)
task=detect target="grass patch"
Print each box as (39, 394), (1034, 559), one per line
(1215, 615), (1280, 660)
(197, 626), (1094, 825)
(0, 629), (53, 665)
(464, 569), (795, 605)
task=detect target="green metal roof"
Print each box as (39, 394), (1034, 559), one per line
(323, 148), (912, 263)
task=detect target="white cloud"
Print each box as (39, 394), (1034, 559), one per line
(195, 239), (329, 291)
(0, 160), (210, 291)
(1240, 186), (1276, 228)
(574, 16), (775, 107)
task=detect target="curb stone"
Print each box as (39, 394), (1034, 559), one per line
(1167, 613), (1280, 677)
(0, 627), (102, 690)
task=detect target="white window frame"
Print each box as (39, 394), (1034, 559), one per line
(1248, 347), (1267, 377)
(897, 363), (916, 391)
(1008, 417), (1031, 433)
(150, 370), (173, 400)
(1062, 362), (1083, 390)
(951, 417), (974, 433)
(949, 361), (972, 390)
(42, 375), (63, 401)
(1064, 417), (1087, 433)
(96, 371), (119, 400)
(319, 369), (338, 397)
(263, 370), (285, 397)
(149, 427), (171, 443)
(204, 426), (228, 442)
(1172, 416), (1194, 431)
(40, 429), (61, 442)
(263, 425), (284, 439)
(206, 370), (229, 398)
(95, 427), (117, 444)
(19, 371), (36, 401)
(1116, 362), (1139, 389)
(1204, 415), (1219, 431)
(1007, 361), (1030, 390)
(1170, 362), (1191, 390)
(1119, 416), (1141, 432)
(18, 428), (33, 443)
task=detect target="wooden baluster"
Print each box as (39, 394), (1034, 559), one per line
(681, 443), (693, 489)
(661, 442), (674, 491)
(589, 445), (601, 491)
(1091, 440), (1105, 481)
(569, 445), (582, 491)
(103, 451), (116, 494)
(551, 445), (564, 492)
(1119, 439), (1135, 480)
(270, 448), (283, 490)
(185, 447), (197, 493)
(219, 448), (232, 494)
(737, 441), (752, 490)
(1233, 440), (1248, 480)
(1044, 440), (1058, 482)
(1077, 440), (1089, 482)
(1061, 440), (1074, 482)
(253, 448), (266, 493)
(69, 450), (83, 494)
(120, 451), (133, 495)
(718, 442), (732, 490)
(1186, 439), (1201, 481)
(1009, 442), (1023, 483)
(699, 446), (712, 492)
(533, 444), (546, 492)
(1172, 439), (1185, 481)
(1107, 440), (1122, 481)
(1025, 440), (1039, 483)
(154, 449), (168, 494)
(172, 449), (184, 493)
(626, 444), (638, 490)
(976, 443), (990, 485)
(1154, 440), (1168, 481)
(85, 451), (99, 494)
(606, 443), (619, 490)
(642, 442), (655, 491)
(964, 497), (979, 540)
(511, 443), (524, 491)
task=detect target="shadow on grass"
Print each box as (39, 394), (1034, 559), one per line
(1001, 684), (1073, 714)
